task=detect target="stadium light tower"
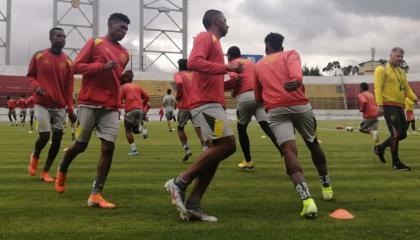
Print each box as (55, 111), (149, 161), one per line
(0, 0), (11, 65)
(53, 0), (99, 58)
(139, 0), (188, 71)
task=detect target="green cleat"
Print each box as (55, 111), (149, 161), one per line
(322, 185), (334, 201)
(300, 198), (318, 219)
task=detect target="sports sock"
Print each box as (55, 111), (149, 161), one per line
(92, 175), (106, 194)
(319, 175), (331, 187)
(183, 144), (189, 150)
(295, 182), (311, 200)
(130, 143), (137, 152)
(174, 176), (187, 191)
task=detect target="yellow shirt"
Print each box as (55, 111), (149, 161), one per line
(374, 63), (417, 107)
(405, 97), (415, 111)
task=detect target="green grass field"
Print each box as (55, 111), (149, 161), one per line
(0, 120), (419, 240)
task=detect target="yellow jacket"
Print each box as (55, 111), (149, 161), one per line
(405, 97), (415, 111)
(374, 63), (417, 107)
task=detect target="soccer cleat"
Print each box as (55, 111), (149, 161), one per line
(169, 128), (175, 132)
(373, 145), (386, 163)
(322, 185), (334, 201)
(40, 171), (54, 183)
(87, 193), (117, 209)
(300, 198), (318, 219)
(180, 208), (218, 222)
(393, 161), (411, 171)
(238, 160), (254, 170)
(128, 149), (140, 156)
(182, 149), (192, 162)
(143, 128), (148, 139)
(164, 178), (187, 213)
(55, 169), (67, 193)
(28, 154), (39, 176)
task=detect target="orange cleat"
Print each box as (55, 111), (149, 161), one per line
(55, 169), (67, 193)
(87, 193), (117, 209)
(40, 171), (54, 183)
(28, 154), (39, 176)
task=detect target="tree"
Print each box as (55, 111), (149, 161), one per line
(342, 65), (354, 76)
(322, 61), (341, 76)
(303, 65), (321, 76)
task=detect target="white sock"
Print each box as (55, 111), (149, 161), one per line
(130, 143), (137, 151)
(183, 144), (189, 150)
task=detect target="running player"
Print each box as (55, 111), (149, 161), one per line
(26, 27), (75, 182)
(26, 95), (35, 133)
(373, 47), (417, 170)
(174, 59), (205, 162)
(165, 9), (243, 222)
(405, 96), (416, 134)
(358, 82), (379, 143)
(163, 89), (176, 132)
(120, 70), (150, 156)
(56, 13), (130, 209)
(6, 96), (17, 126)
(17, 95), (28, 127)
(254, 32), (334, 218)
(224, 46), (279, 170)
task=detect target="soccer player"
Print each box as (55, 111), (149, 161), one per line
(254, 32), (334, 218)
(26, 27), (75, 182)
(224, 46), (279, 170)
(163, 88), (176, 132)
(174, 59), (205, 162)
(373, 47), (417, 170)
(165, 9), (243, 222)
(56, 13), (130, 209)
(405, 96), (416, 134)
(159, 107), (164, 121)
(120, 70), (150, 156)
(17, 94), (28, 127)
(6, 96), (17, 126)
(358, 82), (379, 143)
(26, 95), (35, 133)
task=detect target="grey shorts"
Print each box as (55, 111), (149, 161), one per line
(165, 110), (174, 121)
(191, 103), (233, 142)
(237, 100), (268, 125)
(177, 110), (194, 128)
(124, 109), (143, 126)
(360, 118), (379, 131)
(35, 105), (67, 133)
(268, 104), (317, 146)
(76, 107), (120, 143)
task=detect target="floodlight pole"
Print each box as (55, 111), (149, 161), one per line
(0, 0), (11, 64)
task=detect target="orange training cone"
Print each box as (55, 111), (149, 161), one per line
(329, 209), (354, 220)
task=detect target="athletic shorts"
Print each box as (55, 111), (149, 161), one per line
(191, 103), (233, 142)
(268, 104), (317, 146)
(237, 100), (268, 125)
(178, 109), (199, 128)
(76, 106), (120, 143)
(406, 110), (414, 122)
(360, 118), (379, 131)
(165, 110), (174, 121)
(124, 109), (143, 126)
(35, 105), (67, 133)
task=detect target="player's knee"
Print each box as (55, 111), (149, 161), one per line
(74, 141), (88, 153)
(38, 132), (51, 143)
(177, 125), (184, 131)
(101, 141), (115, 154)
(286, 163), (303, 176)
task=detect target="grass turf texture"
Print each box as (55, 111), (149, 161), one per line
(0, 120), (419, 240)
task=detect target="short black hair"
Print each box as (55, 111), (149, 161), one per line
(108, 13), (131, 25)
(167, 88), (172, 95)
(49, 27), (64, 38)
(360, 82), (369, 91)
(202, 9), (222, 30)
(227, 46), (241, 59)
(391, 47), (404, 54)
(265, 32), (285, 51)
(178, 59), (188, 71)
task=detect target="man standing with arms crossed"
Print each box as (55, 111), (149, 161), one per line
(373, 47), (417, 170)
(27, 27), (75, 182)
(254, 33), (334, 218)
(165, 9), (243, 222)
(56, 13), (130, 208)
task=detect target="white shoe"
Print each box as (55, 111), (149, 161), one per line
(143, 129), (148, 139)
(181, 208), (218, 222)
(164, 178), (187, 213)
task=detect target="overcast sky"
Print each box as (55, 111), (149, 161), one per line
(1, 0), (419, 73)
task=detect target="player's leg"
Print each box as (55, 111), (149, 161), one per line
(41, 109), (66, 182)
(411, 120), (416, 132)
(124, 110), (139, 156)
(177, 110), (192, 162)
(236, 101), (254, 169)
(165, 105), (235, 220)
(29, 109), (35, 132)
(371, 120), (380, 143)
(166, 111), (174, 131)
(293, 110), (333, 201)
(269, 109), (317, 218)
(56, 107), (95, 193)
(8, 110), (13, 125)
(389, 107), (409, 170)
(28, 105), (51, 176)
(374, 106), (395, 163)
(255, 105), (281, 151)
(87, 109), (119, 208)
(359, 119), (372, 134)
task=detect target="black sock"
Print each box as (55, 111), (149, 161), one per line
(319, 175), (331, 187)
(92, 175), (106, 194)
(237, 123), (251, 162)
(174, 176), (187, 191)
